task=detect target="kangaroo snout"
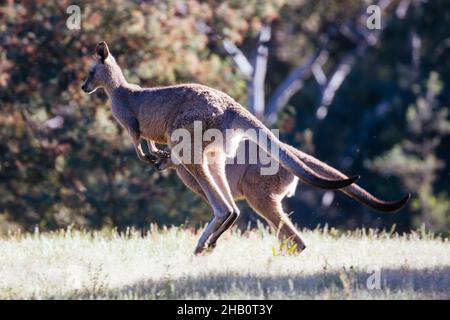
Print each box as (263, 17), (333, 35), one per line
(81, 83), (95, 94)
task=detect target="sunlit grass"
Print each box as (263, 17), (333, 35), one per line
(0, 225), (449, 299)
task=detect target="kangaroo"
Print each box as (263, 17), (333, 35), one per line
(82, 42), (409, 254)
(153, 141), (410, 252)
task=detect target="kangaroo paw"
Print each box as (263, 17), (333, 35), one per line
(193, 245), (206, 255)
(144, 154), (158, 164)
(207, 241), (217, 249)
(156, 150), (171, 159)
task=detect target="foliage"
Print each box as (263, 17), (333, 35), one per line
(368, 72), (450, 233)
(0, 1), (449, 233)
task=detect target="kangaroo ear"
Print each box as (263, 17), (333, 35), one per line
(95, 41), (109, 63)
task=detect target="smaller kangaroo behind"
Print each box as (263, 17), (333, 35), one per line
(154, 140), (410, 252)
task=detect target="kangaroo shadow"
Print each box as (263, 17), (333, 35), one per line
(69, 265), (450, 299)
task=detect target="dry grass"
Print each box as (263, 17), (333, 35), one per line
(0, 225), (449, 300)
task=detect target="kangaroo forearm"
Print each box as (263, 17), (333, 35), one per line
(124, 116), (159, 164)
(134, 143), (157, 164)
(146, 140), (172, 159)
(147, 140), (161, 155)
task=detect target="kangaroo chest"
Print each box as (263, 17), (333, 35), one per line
(110, 97), (167, 144)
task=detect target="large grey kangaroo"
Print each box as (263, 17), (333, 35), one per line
(82, 42), (410, 254)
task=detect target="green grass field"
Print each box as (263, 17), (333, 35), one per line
(0, 225), (449, 299)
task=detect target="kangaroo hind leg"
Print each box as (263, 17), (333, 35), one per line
(247, 195), (306, 254)
(181, 161), (236, 254)
(205, 160), (240, 249)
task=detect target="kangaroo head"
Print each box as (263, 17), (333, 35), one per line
(81, 42), (125, 94)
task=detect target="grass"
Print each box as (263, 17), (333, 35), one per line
(0, 225), (449, 299)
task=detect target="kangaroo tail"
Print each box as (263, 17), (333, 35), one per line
(285, 144), (410, 212)
(230, 112), (359, 190)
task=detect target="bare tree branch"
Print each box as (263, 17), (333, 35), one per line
(248, 24), (271, 118)
(221, 0), (401, 125)
(265, 50), (328, 125)
(396, 0), (412, 19)
(410, 29), (421, 69)
(316, 0), (396, 120)
(265, 0), (393, 125)
(316, 51), (358, 120)
(223, 39), (253, 78)
(311, 61), (327, 86)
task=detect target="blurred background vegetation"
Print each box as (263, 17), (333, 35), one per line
(0, 0), (449, 235)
